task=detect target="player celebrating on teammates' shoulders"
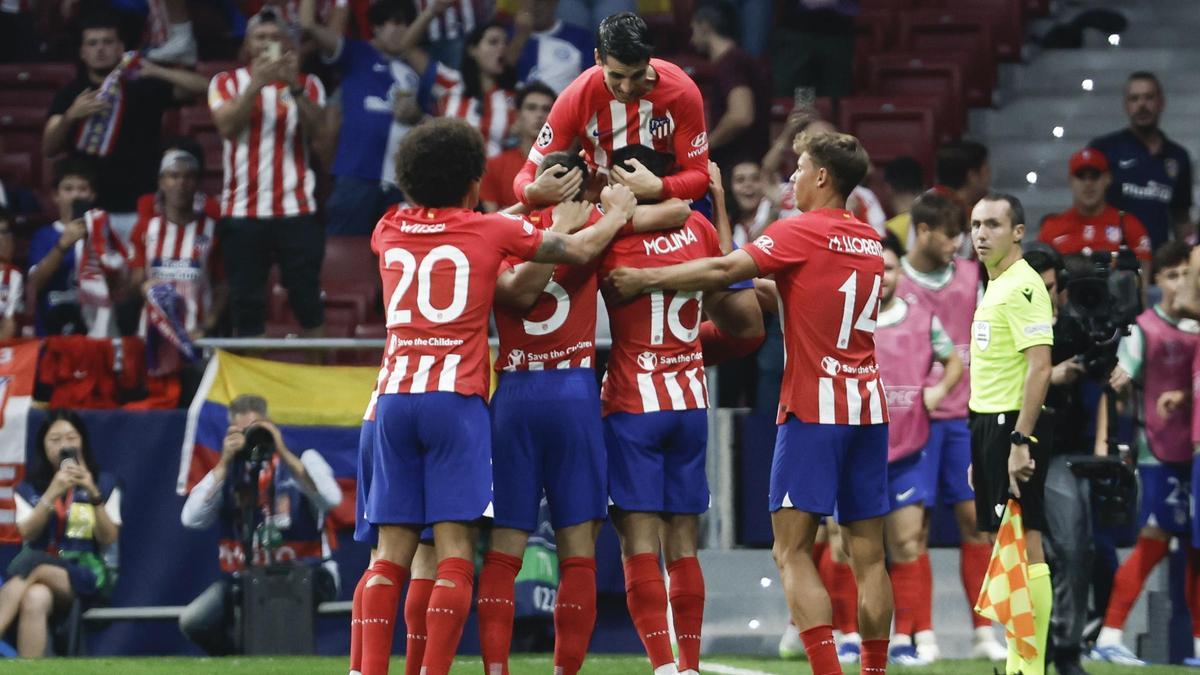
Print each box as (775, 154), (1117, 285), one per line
(513, 12), (711, 207)
(355, 117), (636, 675)
(598, 144), (763, 675)
(874, 231), (963, 665)
(609, 131), (895, 675)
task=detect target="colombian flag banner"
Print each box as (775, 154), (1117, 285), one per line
(975, 499), (1038, 661)
(176, 350), (378, 528)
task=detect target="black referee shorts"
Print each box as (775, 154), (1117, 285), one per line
(969, 409), (1054, 533)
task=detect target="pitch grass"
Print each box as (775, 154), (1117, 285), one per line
(0, 656), (1189, 674)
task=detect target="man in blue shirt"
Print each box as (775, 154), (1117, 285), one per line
(508, 0), (593, 94)
(1090, 71), (1193, 249)
(302, 0), (438, 235)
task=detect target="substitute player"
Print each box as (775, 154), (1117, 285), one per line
(476, 150), (693, 675)
(897, 190), (1008, 662)
(609, 131), (894, 675)
(1093, 241), (1199, 666)
(513, 12), (710, 207)
(598, 144), (762, 675)
(356, 118), (636, 675)
(968, 193), (1054, 675)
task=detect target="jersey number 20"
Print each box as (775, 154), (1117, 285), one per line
(384, 245), (470, 325)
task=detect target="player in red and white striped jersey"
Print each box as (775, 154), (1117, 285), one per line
(608, 132), (896, 674)
(356, 118), (637, 675)
(513, 13), (710, 207)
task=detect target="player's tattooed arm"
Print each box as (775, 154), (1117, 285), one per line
(607, 249), (761, 299)
(630, 199), (691, 234)
(531, 186), (637, 264)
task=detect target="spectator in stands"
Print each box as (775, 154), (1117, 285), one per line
(143, 0), (199, 65)
(42, 11), (209, 243)
(1039, 148), (1152, 268)
(690, 0), (770, 172)
(932, 139), (990, 256)
(721, 160), (775, 247)
(553, 0), (633, 39)
(179, 394), (342, 655)
(506, 0), (593, 94)
(1090, 71), (1194, 248)
(209, 9), (327, 338)
(0, 210), (23, 341)
(28, 159), (129, 338)
(303, 0), (437, 235)
(480, 81), (555, 211)
(434, 20), (519, 158)
(411, 0), (483, 69)
(883, 156), (926, 246)
(0, 410), (121, 658)
(771, 0), (857, 99)
(136, 137), (221, 224)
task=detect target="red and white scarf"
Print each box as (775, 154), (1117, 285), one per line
(75, 52), (141, 158)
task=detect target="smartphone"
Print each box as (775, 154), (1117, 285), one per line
(71, 198), (94, 221)
(794, 86), (816, 113)
(264, 41), (282, 61)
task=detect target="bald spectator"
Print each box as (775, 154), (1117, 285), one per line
(1039, 148), (1152, 264)
(1090, 71), (1194, 248)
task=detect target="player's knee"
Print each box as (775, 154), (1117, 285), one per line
(19, 584), (52, 617)
(889, 537), (923, 564)
(771, 539), (809, 569)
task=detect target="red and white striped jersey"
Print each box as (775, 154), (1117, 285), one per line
(207, 68), (325, 219)
(744, 209), (890, 426)
(372, 206), (544, 400)
(598, 212), (722, 415)
(494, 206), (601, 372)
(129, 212), (221, 334)
(513, 58), (710, 205)
(414, 0), (478, 41)
(0, 264), (23, 321)
(435, 67), (515, 158)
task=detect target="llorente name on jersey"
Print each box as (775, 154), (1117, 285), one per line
(827, 235), (882, 256)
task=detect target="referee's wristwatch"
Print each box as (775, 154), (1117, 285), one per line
(1010, 430), (1038, 446)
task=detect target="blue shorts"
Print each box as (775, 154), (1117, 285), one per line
(1138, 462), (1191, 535)
(921, 418), (974, 506)
(605, 409), (709, 514)
(354, 419), (378, 546)
(367, 393), (493, 527)
(491, 369), (608, 532)
(888, 452), (928, 512)
(769, 418), (890, 524)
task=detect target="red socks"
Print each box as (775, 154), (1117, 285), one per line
(554, 557), (597, 675)
(799, 624), (842, 675)
(915, 552), (934, 633)
(350, 569), (371, 673)
(667, 556), (705, 673)
(814, 542), (835, 593)
(829, 559), (859, 635)
(860, 639), (889, 674)
(361, 559), (409, 675)
(960, 542), (992, 628)
(421, 557), (476, 675)
(403, 578), (434, 675)
(889, 559), (921, 637)
(623, 553), (675, 668)
(1105, 536), (1169, 629)
(477, 551), (523, 675)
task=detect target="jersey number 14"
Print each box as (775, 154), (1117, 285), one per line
(836, 271), (881, 349)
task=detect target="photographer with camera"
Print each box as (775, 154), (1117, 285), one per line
(179, 394), (342, 655)
(0, 410), (121, 658)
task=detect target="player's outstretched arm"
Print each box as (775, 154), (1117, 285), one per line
(607, 249), (760, 298)
(530, 186), (638, 265)
(631, 199), (691, 233)
(496, 201), (595, 311)
(698, 287), (765, 366)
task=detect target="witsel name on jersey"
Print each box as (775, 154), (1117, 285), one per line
(399, 222), (447, 234)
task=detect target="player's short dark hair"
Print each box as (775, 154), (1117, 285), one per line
(693, 1), (737, 40)
(79, 10), (121, 35)
(367, 0), (416, 27)
(978, 192), (1025, 229)
(795, 132), (870, 200)
(935, 140), (989, 190)
(516, 80), (556, 109)
(884, 156), (924, 194)
(611, 144), (670, 179)
(882, 230), (905, 258)
(395, 118), (486, 208)
(596, 12), (653, 65)
(1128, 70), (1163, 96)
(1153, 240), (1190, 277)
(911, 189), (965, 236)
(54, 157), (98, 191)
(538, 151), (589, 202)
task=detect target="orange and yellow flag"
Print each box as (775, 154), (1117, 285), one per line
(974, 499), (1038, 660)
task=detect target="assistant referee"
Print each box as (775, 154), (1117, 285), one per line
(968, 193), (1054, 675)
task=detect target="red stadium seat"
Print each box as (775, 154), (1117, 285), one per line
(856, 10), (893, 52)
(926, 1), (1026, 62)
(0, 152), (33, 190)
(322, 236), (377, 291)
(838, 105), (935, 180)
(0, 109), (46, 187)
(897, 12), (996, 107)
(867, 56), (965, 139)
(838, 95), (952, 145)
(0, 63), (75, 108)
(355, 323), (386, 339)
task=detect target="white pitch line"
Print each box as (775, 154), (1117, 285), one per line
(701, 662), (778, 675)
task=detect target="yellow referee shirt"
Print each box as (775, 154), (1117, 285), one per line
(969, 258), (1054, 413)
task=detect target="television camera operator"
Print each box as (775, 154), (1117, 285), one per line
(179, 394), (343, 655)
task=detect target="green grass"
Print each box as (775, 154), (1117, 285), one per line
(0, 655), (1190, 674)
